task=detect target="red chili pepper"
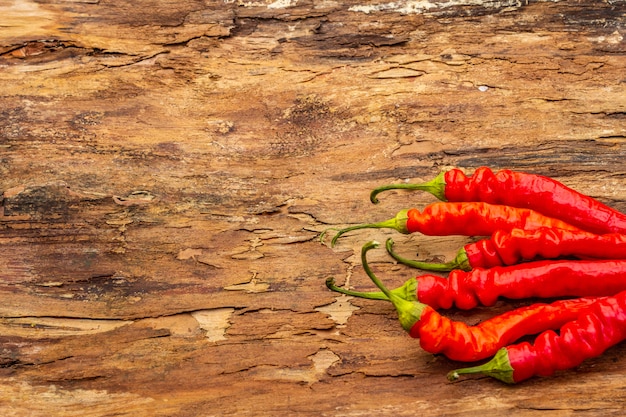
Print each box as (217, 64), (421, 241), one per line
(321, 201), (580, 247)
(416, 297), (600, 362)
(370, 167), (626, 234)
(386, 228), (626, 272)
(329, 241), (602, 362)
(448, 290), (626, 383)
(326, 247), (626, 310)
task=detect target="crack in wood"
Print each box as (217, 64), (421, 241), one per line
(0, 317), (132, 338)
(368, 66), (426, 79)
(224, 272), (270, 293)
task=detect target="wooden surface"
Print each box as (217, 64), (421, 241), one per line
(1, 0), (626, 415)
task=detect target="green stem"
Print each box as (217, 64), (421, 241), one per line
(447, 348), (515, 384)
(325, 277), (418, 302)
(361, 241), (424, 332)
(385, 238), (472, 272)
(320, 209), (411, 247)
(386, 238), (455, 272)
(325, 277), (389, 300)
(370, 171), (448, 204)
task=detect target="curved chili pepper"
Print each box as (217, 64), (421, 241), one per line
(448, 290), (626, 383)
(387, 228), (626, 272)
(370, 167), (626, 234)
(321, 201), (580, 247)
(326, 252), (626, 310)
(331, 241), (602, 362)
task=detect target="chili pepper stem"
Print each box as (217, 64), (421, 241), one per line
(325, 277), (389, 300)
(325, 277), (418, 302)
(361, 241), (424, 332)
(370, 171), (447, 204)
(447, 348), (515, 383)
(320, 210), (411, 247)
(386, 238), (467, 272)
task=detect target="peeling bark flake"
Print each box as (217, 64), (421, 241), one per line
(191, 308), (235, 342)
(315, 295), (359, 326)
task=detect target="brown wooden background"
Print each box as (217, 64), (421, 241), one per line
(1, 1), (626, 415)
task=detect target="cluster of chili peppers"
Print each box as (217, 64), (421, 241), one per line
(321, 166), (626, 384)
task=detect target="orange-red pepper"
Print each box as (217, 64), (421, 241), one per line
(370, 166), (626, 234)
(449, 289), (626, 383)
(322, 201), (581, 247)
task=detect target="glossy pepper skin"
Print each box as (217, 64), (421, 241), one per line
(327, 242), (603, 362)
(419, 259), (626, 310)
(371, 167), (626, 235)
(327, 258), (626, 310)
(468, 227), (626, 269)
(404, 202), (581, 236)
(323, 201), (580, 247)
(449, 290), (626, 383)
(414, 297), (600, 362)
(387, 227), (626, 272)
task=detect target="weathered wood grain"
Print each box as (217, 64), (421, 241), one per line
(1, 0), (626, 415)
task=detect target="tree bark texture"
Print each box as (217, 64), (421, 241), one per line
(1, 0), (626, 415)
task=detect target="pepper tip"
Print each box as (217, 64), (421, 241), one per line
(319, 228), (340, 247)
(363, 240), (381, 252)
(369, 191), (381, 204)
(447, 371), (460, 381)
